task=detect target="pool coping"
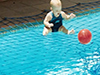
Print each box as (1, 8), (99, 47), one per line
(0, 1), (100, 34)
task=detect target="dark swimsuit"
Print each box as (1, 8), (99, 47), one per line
(49, 12), (63, 32)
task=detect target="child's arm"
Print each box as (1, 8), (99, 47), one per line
(61, 11), (75, 34)
(44, 13), (53, 28)
(61, 11), (76, 20)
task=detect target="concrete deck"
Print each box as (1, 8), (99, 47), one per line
(0, 0), (99, 18)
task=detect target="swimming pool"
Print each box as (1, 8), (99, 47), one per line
(0, 8), (100, 75)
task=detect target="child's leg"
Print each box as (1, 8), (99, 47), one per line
(43, 26), (52, 35)
(59, 25), (68, 34)
(59, 25), (75, 34)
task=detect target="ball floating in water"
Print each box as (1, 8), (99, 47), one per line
(78, 29), (92, 44)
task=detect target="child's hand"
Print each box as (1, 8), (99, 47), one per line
(68, 29), (75, 34)
(70, 13), (76, 18)
(48, 23), (54, 28)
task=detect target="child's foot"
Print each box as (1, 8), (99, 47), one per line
(68, 29), (75, 34)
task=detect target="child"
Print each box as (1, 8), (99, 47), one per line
(43, 0), (76, 36)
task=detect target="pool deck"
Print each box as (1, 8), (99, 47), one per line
(0, 0), (99, 18)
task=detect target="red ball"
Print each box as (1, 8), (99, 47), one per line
(78, 29), (92, 44)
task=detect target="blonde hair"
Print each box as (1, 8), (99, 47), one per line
(50, 0), (62, 8)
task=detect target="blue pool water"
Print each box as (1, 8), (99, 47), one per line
(0, 10), (100, 75)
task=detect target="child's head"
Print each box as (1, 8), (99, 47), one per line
(50, 0), (62, 17)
